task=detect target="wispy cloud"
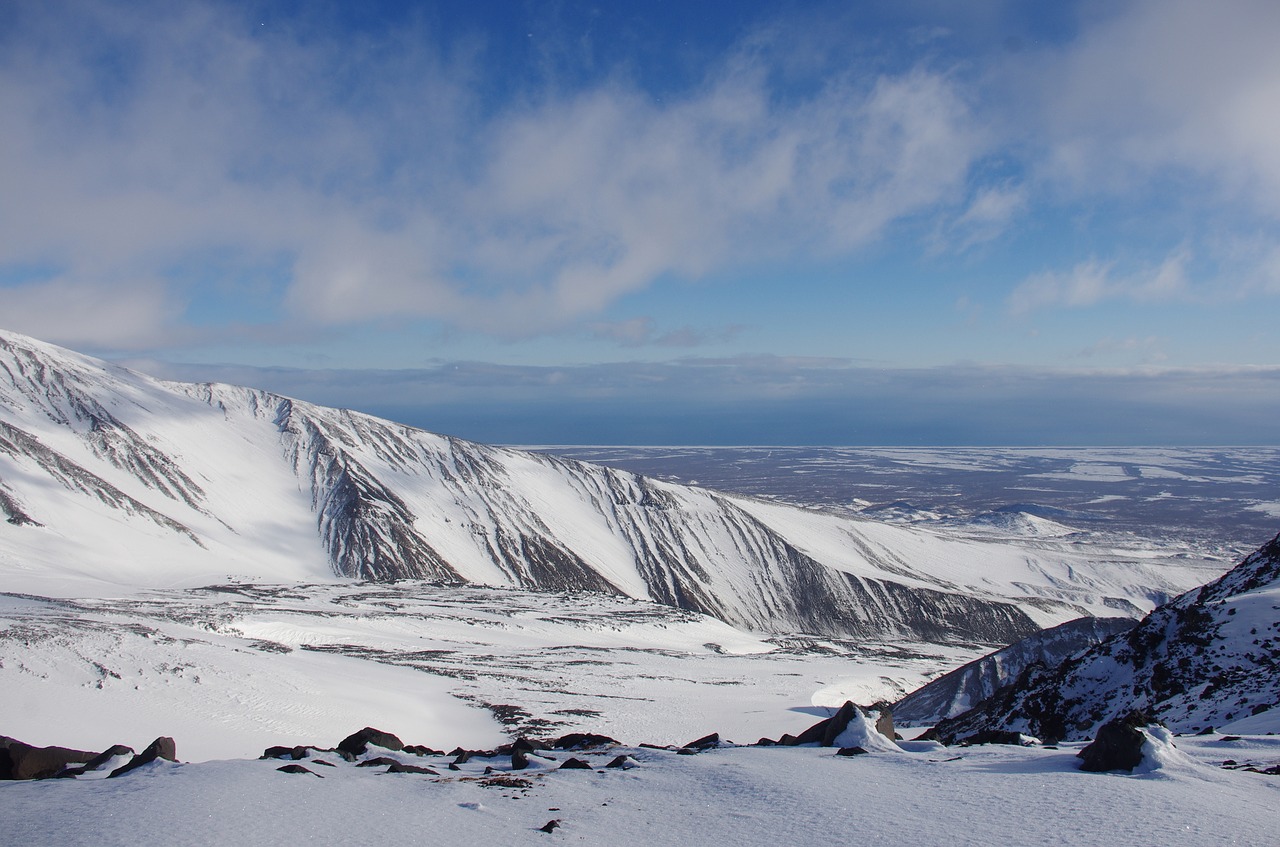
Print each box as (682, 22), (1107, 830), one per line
(1008, 252), (1192, 315)
(1028, 0), (1280, 210)
(587, 318), (743, 348)
(0, 1), (986, 349)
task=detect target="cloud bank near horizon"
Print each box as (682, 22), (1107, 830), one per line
(127, 355), (1280, 446)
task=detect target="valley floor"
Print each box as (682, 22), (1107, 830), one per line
(0, 583), (976, 761)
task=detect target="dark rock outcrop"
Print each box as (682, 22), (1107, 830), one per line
(337, 727), (404, 757)
(957, 730), (1028, 747)
(107, 736), (177, 778)
(0, 736), (98, 780)
(551, 733), (618, 750)
(682, 732), (720, 751)
(557, 757), (592, 769)
(1077, 712), (1154, 773)
(874, 708), (895, 741)
(356, 756), (402, 768)
(277, 764), (322, 777)
(792, 701), (858, 747)
(385, 762), (439, 775)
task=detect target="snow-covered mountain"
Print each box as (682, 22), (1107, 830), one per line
(0, 330), (1219, 642)
(891, 616), (1136, 725)
(927, 532), (1280, 742)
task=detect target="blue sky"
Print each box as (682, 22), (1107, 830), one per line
(2, 0), (1279, 444)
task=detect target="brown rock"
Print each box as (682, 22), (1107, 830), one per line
(0, 736), (98, 780)
(107, 736), (177, 779)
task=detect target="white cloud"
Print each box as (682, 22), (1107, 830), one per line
(1008, 252), (1192, 315)
(0, 275), (186, 350)
(952, 183), (1026, 245)
(0, 1), (988, 349)
(1030, 0), (1280, 210)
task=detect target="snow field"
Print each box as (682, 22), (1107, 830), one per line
(0, 584), (971, 761)
(2, 737), (1277, 846)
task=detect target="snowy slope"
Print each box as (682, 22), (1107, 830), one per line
(928, 532), (1280, 742)
(3, 724), (1279, 847)
(891, 616), (1136, 725)
(0, 329), (1221, 642)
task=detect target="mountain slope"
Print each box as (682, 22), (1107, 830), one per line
(891, 616), (1136, 725)
(927, 532), (1280, 741)
(0, 329), (1219, 642)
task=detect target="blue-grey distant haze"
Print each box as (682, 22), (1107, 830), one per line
(3, 0), (1279, 445)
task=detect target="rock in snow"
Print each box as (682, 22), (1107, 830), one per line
(1076, 712), (1151, 772)
(0, 736), (98, 780)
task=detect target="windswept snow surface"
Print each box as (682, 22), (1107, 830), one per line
(2, 735), (1278, 846)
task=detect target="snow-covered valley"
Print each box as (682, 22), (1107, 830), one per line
(2, 328), (1278, 844)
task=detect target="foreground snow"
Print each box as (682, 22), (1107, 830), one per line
(4, 735), (1277, 846)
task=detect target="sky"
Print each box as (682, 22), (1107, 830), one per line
(2, 0), (1279, 445)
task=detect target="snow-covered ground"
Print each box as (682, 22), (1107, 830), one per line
(3, 331), (1277, 842)
(0, 583), (976, 762)
(4, 733), (1278, 846)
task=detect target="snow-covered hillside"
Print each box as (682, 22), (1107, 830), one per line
(928, 533), (1280, 742)
(892, 615), (1137, 725)
(0, 330), (1222, 643)
(3, 716), (1279, 847)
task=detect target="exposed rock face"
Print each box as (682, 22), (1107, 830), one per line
(793, 702), (859, 747)
(0, 736), (97, 780)
(956, 730), (1028, 747)
(874, 709), (895, 741)
(385, 762), (439, 775)
(767, 701), (897, 751)
(928, 533), (1280, 743)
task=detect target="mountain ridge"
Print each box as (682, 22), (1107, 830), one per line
(926, 532), (1280, 741)
(0, 329), (1219, 643)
